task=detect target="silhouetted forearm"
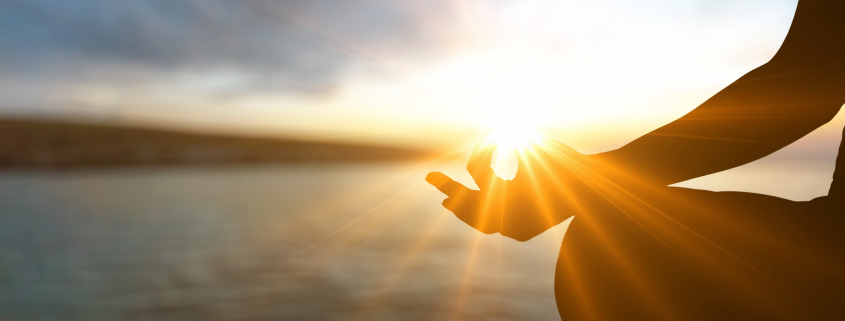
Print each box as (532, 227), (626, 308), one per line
(596, 0), (845, 186)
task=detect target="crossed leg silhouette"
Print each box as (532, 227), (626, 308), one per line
(554, 144), (845, 320)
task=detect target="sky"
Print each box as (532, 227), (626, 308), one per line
(2, 0), (837, 154)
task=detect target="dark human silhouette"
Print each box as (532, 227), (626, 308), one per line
(427, 0), (845, 319)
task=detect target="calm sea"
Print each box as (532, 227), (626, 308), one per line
(0, 158), (835, 320)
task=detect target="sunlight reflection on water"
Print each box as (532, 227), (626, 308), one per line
(0, 163), (567, 321)
(0, 159), (833, 320)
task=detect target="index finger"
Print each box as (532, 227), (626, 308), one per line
(426, 172), (473, 198)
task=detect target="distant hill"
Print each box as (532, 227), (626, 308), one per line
(0, 118), (432, 169)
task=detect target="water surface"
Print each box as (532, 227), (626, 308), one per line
(0, 157), (834, 320)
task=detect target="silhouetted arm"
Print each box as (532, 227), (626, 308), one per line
(596, 0), (845, 186)
(426, 0), (845, 241)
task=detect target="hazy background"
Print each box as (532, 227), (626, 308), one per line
(1, 0), (842, 320)
(3, 0), (835, 149)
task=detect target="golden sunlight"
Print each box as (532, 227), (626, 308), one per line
(485, 124), (543, 180)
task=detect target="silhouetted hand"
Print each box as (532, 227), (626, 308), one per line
(426, 132), (610, 241)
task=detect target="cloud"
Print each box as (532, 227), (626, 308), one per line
(0, 0), (465, 98)
(0, 0), (799, 142)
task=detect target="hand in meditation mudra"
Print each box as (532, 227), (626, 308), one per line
(427, 1), (845, 319)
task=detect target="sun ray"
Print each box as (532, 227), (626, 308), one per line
(648, 132), (781, 145)
(610, 184), (823, 308)
(217, 144), (473, 314)
(517, 145), (575, 233)
(353, 208), (454, 320)
(559, 155), (825, 309)
(245, 0), (409, 75)
(518, 142), (683, 318)
(342, 189), (436, 259)
(267, 144), (472, 255)
(493, 229), (503, 320)
(230, 145), (472, 319)
(243, 6), (405, 76)
(450, 231), (486, 321)
(451, 156), (511, 320)
(555, 226), (605, 321)
(566, 189), (681, 319)
(350, 141), (499, 319)
(209, 177), (434, 306)
(275, 183), (434, 275)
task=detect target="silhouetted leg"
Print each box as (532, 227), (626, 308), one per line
(554, 127), (845, 321)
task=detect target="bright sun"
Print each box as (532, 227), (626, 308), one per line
(478, 88), (547, 180)
(486, 123), (543, 149)
(483, 122), (543, 180)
